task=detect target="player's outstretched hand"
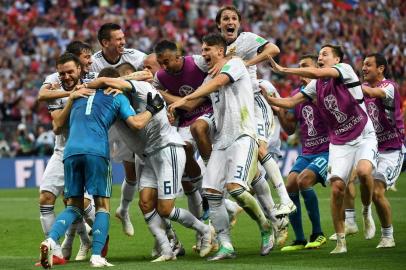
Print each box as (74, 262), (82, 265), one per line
(167, 97), (187, 115)
(104, 87), (123, 96)
(70, 88), (95, 99)
(268, 56), (284, 73)
(146, 92), (165, 115)
(124, 70), (153, 81)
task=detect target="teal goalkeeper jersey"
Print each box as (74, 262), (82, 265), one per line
(64, 90), (135, 160)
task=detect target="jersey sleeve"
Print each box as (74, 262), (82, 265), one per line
(129, 50), (147, 70)
(332, 63), (357, 83)
(242, 32), (269, 56)
(259, 79), (278, 96)
(116, 94), (136, 120)
(192, 55), (209, 72)
(151, 73), (164, 90)
(301, 79), (317, 100)
(219, 58), (246, 83)
(381, 82), (395, 105)
(42, 73), (60, 86)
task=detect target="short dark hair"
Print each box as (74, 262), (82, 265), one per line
(66, 41), (92, 57)
(98, 67), (120, 78)
(321, 44), (344, 62)
(56, 53), (81, 67)
(299, 54), (318, 64)
(116, 62), (136, 76)
(215, 5), (242, 26)
(365, 53), (390, 78)
(202, 33), (227, 56)
(154, 40), (178, 55)
(97, 23), (122, 45)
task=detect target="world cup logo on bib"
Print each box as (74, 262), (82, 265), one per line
(367, 103), (384, 133)
(302, 105), (317, 136)
(179, 85), (195, 96)
(324, 94), (347, 123)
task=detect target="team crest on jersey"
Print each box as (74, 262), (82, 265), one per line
(179, 85), (195, 96)
(227, 46), (237, 56)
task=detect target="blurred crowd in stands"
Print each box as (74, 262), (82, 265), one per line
(0, 0), (405, 157)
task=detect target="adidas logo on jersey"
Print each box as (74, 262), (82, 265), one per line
(93, 229), (101, 235)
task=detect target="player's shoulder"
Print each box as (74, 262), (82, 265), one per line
(223, 57), (245, 72)
(44, 72), (60, 83)
(123, 48), (146, 57)
(334, 62), (354, 72)
(380, 79), (397, 89)
(259, 79), (276, 92)
(82, 72), (98, 82)
(92, 50), (103, 59)
(239, 32), (266, 43)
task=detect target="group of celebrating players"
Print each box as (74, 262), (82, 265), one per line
(35, 4), (404, 268)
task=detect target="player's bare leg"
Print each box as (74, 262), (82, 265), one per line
(258, 140), (295, 216)
(116, 161), (137, 236)
(157, 197), (213, 259)
(357, 160), (376, 239)
(226, 183), (274, 256)
(330, 178), (347, 254)
(190, 119), (212, 219)
(330, 170), (358, 241)
(373, 181), (395, 248)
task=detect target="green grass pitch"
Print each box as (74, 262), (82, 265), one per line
(0, 175), (405, 270)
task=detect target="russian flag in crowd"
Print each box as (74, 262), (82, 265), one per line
(332, 0), (359, 10)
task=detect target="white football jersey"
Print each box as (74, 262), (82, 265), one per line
(259, 79), (282, 157)
(207, 58), (256, 150)
(112, 80), (184, 155)
(226, 32), (269, 93)
(91, 48), (146, 73)
(43, 71), (98, 152)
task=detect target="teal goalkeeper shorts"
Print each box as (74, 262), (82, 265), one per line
(64, 154), (112, 198)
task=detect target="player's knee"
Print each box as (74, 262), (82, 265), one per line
(138, 197), (154, 213)
(356, 162), (373, 180)
(372, 182), (386, 202)
(156, 202), (174, 218)
(94, 197), (110, 212)
(83, 198), (92, 209)
(297, 171), (316, 190)
(226, 183), (243, 194)
(190, 120), (208, 139)
(257, 144), (268, 160)
(331, 180), (345, 198)
(39, 191), (56, 205)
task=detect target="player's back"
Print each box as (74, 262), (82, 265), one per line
(64, 90), (131, 160)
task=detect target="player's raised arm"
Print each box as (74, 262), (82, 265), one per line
(263, 91), (307, 110)
(124, 92), (165, 130)
(168, 72), (230, 114)
(268, 56), (339, 79)
(83, 77), (133, 92)
(38, 83), (70, 102)
(158, 89), (207, 112)
(120, 70), (153, 81)
(51, 88), (95, 134)
(245, 42), (280, 67)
